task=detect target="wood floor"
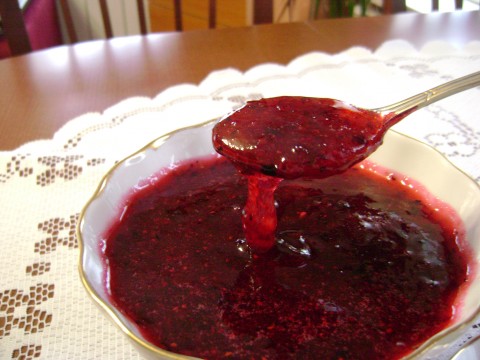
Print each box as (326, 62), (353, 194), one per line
(148, 0), (249, 32)
(147, 0), (312, 32)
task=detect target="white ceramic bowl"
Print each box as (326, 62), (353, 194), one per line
(78, 119), (480, 360)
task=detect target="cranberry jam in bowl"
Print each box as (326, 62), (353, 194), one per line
(78, 118), (480, 360)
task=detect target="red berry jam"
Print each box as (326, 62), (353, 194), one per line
(212, 96), (391, 179)
(104, 156), (470, 360)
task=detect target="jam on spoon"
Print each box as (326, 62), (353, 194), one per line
(212, 71), (480, 252)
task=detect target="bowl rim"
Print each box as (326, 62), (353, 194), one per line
(77, 118), (480, 360)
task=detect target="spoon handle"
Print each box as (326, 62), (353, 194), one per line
(373, 70), (480, 117)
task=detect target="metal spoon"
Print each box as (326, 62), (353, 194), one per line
(374, 70), (480, 128)
(213, 71), (480, 179)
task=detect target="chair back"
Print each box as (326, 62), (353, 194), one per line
(383, 0), (474, 13)
(58, 0), (147, 43)
(57, 0), (274, 44)
(173, 0), (218, 30)
(3, 0), (476, 57)
(0, 0), (31, 56)
(0, 0), (274, 51)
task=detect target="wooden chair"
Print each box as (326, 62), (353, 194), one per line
(3, 0), (476, 57)
(427, 0), (464, 11)
(0, 0), (31, 56)
(58, 0), (273, 44)
(57, 0), (147, 43)
(0, 0), (274, 56)
(383, 0), (475, 13)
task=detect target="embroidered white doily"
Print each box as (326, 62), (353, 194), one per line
(1, 39), (479, 360)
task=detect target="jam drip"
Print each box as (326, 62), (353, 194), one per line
(242, 174), (282, 252)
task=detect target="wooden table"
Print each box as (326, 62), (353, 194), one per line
(0, 10), (479, 150)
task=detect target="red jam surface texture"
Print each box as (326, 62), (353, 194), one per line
(104, 156), (470, 360)
(212, 96), (389, 179)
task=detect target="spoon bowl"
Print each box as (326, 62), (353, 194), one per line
(212, 71), (480, 179)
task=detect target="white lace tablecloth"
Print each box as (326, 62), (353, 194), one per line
(1, 40), (479, 360)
